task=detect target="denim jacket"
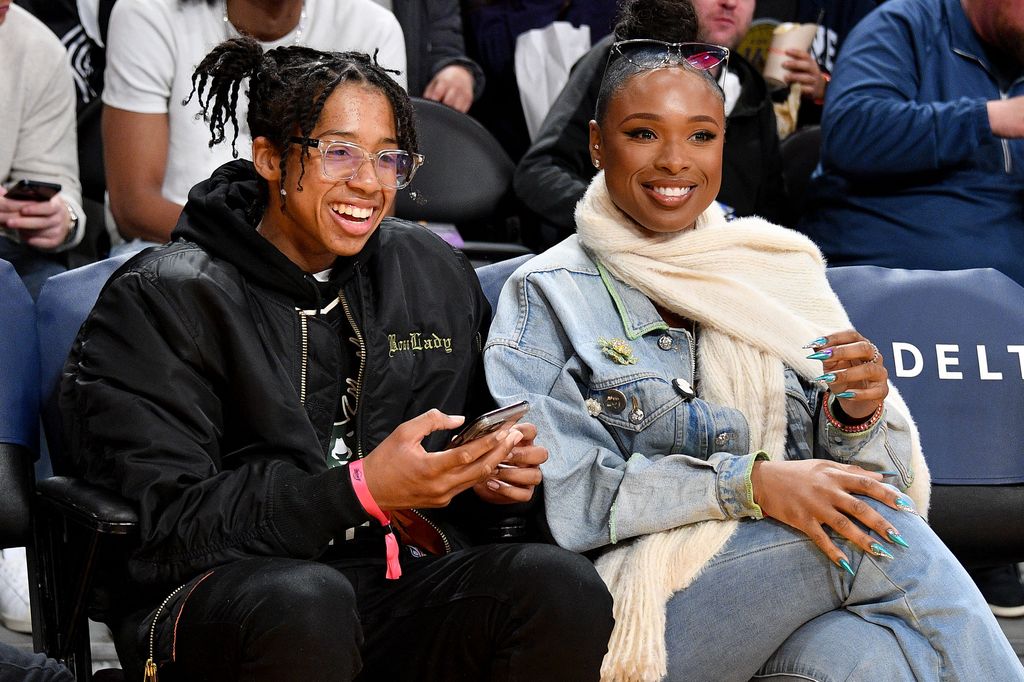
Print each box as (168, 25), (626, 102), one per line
(484, 237), (914, 553)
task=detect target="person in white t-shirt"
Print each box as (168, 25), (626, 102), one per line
(102, 0), (406, 250)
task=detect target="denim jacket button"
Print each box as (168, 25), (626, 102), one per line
(715, 432), (732, 447)
(672, 378), (696, 400)
(628, 396), (644, 424)
(658, 335), (674, 351)
(603, 390), (627, 414)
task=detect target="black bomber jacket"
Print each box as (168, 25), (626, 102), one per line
(61, 161), (496, 591)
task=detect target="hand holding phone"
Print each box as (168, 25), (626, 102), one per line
(1, 181), (72, 249)
(449, 401), (531, 447)
(4, 179), (61, 202)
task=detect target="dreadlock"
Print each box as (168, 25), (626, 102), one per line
(184, 36), (418, 209)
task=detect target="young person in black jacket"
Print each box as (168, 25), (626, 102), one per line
(60, 37), (613, 681)
(514, 0), (787, 250)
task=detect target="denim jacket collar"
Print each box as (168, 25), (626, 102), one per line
(594, 260), (668, 340)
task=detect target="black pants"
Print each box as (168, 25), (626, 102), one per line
(0, 643), (72, 682)
(137, 543), (613, 682)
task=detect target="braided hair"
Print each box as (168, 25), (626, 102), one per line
(184, 36), (418, 208)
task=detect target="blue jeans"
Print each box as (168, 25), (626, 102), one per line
(0, 237), (65, 300)
(108, 237), (159, 259)
(664, 498), (1024, 681)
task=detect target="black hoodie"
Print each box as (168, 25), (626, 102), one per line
(62, 160), (494, 592)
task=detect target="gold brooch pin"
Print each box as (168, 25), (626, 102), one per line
(598, 337), (637, 365)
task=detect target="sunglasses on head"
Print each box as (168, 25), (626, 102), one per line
(610, 39), (730, 72)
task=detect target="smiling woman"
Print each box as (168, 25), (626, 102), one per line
(485, 48), (1024, 681)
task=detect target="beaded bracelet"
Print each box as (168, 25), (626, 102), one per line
(823, 394), (884, 434)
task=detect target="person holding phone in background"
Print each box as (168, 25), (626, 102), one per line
(62, 38), (613, 680)
(0, 0), (85, 299)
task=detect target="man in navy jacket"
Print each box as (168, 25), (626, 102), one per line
(798, 0), (1024, 286)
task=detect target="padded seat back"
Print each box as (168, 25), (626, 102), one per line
(395, 97), (515, 225)
(0, 260), (39, 546)
(827, 266), (1024, 484)
(36, 254), (132, 475)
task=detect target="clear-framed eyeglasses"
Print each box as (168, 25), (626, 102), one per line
(289, 137), (424, 189)
(610, 39), (730, 72)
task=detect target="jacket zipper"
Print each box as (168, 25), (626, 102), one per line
(953, 48), (1013, 174)
(338, 290), (366, 460)
(143, 570), (215, 682)
(685, 324), (697, 392)
(999, 91), (1012, 173)
(336, 287), (451, 554)
(410, 508), (453, 554)
(297, 310), (310, 405)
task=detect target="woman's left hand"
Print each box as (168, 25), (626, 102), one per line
(807, 329), (887, 421)
(472, 422), (547, 504)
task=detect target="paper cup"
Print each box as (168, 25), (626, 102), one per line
(762, 22), (818, 90)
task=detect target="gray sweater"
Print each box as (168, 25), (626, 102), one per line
(0, 4), (84, 250)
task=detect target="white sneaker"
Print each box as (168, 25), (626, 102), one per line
(0, 547), (32, 634)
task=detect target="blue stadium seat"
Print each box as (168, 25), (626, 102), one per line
(475, 254), (533, 315)
(32, 255), (137, 681)
(827, 265), (1024, 565)
(0, 259), (38, 549)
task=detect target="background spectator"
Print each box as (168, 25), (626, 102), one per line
(391, 0), (485, 112)
(798, 0), (1024, 285)
(13, 0), (115, 114)
(513, 0), (787, 250)
(102, 0), (406, 250)
(0, 1), (85, 299)
(462, 0), (618, 161)
(741, 0), (878, 132)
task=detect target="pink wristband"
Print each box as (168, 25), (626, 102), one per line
(349, 459), (402, 580)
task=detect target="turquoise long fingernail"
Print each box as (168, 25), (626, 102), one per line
(876, 470), (900, 476)
(869, 542), (895, 559)
(807, 349), (834, 360)
(803, 337), (828, 349)
(836, 557), (855, 576)
(894, 497), (916, 513)
(887, 528), (910, 548)
(835, 390), (856, 399)
(814, 373), (836, 383)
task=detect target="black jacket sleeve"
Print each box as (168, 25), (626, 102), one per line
(512, 38), (608, 247)
(396, 0), (485, 98)
(62, 265), (370, 585)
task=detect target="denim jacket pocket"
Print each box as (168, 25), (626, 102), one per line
(588, 372), (682, 455)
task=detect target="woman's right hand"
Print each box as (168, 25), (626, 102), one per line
(361, 409), (521, 510)
(750, 459), (914, 569)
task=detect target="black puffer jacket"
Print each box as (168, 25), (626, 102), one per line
(61, 161), (494, 590)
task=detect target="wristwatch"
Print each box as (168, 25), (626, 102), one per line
(62, 200), (80, 247)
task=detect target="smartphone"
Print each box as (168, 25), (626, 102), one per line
(5, 179), (61, 202)
(449, 401), (530, 447)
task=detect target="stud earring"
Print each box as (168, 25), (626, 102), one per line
(593, 144), (599, 150)
(280, 188), (287, 197)
(593, 159), (600, 168)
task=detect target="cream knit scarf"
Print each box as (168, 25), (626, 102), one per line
(575, 174), (929, 682)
